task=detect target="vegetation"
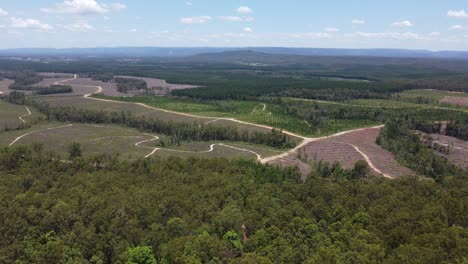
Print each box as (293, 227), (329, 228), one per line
(1, 70), (42, 87)
(115, 77), (148, 93)
(0, 145), (466, 263)
(31, 102), (296, 149)
(377, 120), (465, 181)
(34, 85), (73, 95)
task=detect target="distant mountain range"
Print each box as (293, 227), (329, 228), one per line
(2, 47), (468, 59)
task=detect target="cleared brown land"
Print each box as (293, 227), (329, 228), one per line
(0, 79), (14, 95)
(440, 96), (468, 107)
(116, 75), (200, 95)
(269, 127), (414, 178)
(425, 134), (468, 169)
(64, 78), (128, 97)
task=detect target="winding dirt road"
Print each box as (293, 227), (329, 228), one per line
(54, 74), (397, 177)
(8, 124), (73, 147)
(18, 107), (31, 124)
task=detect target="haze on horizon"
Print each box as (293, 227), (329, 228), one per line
(1, 0), (468, 51)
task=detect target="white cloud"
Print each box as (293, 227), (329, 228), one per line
(10, 17), (53, 30)
(352, 19), (365, 25)
(41, 0), (126, 15)
(244, 17), (255, 22)
(450, 25), (464, 30)
(429, 32), (441, 38)
(448, 10), (468, 19)
(64, 22), (95, 31)
(186, 1), (193, 6)
(130, 28), (137, 32)
(237, 6), (253, 14)
(219, 16), (243, 22)
(243, 27), (253, 32)
(349, 31), (420, 40)
(180, 16), (212, 24)
(103, 3), (126, 11)
(391, 20), (413, 27)
(325, 27), (339, 33)
(291, 32), (331, 39)
(0, 8), (8, 16)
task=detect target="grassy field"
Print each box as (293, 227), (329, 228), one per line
(0, 100), (44, 130)
(96, 95), (378, 137)
(395, 89), (468, 107)
(0, 122), (283, 160)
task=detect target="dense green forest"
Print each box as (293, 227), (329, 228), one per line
(0, 145), (467, 263)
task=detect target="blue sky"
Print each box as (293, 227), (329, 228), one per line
(1, 0), (468, 50)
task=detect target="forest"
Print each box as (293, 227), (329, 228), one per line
(0, 145), (466, 263)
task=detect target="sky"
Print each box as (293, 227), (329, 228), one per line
(1, 0), (468, 50)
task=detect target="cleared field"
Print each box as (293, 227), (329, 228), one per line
(60, 77), (128, 97)
(3, 123), (152, 159)
(116, 75), (200, 95)
(423, 133), (468, 169)
(440, 96), (468, 107)
(0, 79), (13, 95)
(0, 100), (43, 130)
(268, 127), (414, 178)
(0, 122), (281, 160)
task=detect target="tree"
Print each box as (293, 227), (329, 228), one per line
(352, 160), (370, 180)
(123, 246), (157, 264)
(67, 142), (82, 159)
(223, 230), (243, 254)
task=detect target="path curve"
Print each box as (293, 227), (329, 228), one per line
(58, 74), (307, 140)
(134, 133), (160, 158)
(58, 75), (396, 176)
(8, 124), (73, 147)
(18, 107), (31, 124)
(332, 141), (392, 178)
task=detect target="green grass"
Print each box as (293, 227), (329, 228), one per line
(95, 95), (381, 137)
(0, 100), (44, 130)
(0, 122), (285, 160)
(350, 99), (427, 108)
(395, 89), (468, 108)
(95, 95), (321, 136)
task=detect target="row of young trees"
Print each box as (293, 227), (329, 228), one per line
(0, 145), (466, 263)
(8, 84), (73, 95)
(31, 101), (296, 149)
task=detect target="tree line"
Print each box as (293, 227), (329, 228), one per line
(31, 101), (296, 149)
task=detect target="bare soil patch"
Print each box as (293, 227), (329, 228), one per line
(0, 79), (14, 95)
(269, 127), (414, 178)
(440, 96), (468, 107)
